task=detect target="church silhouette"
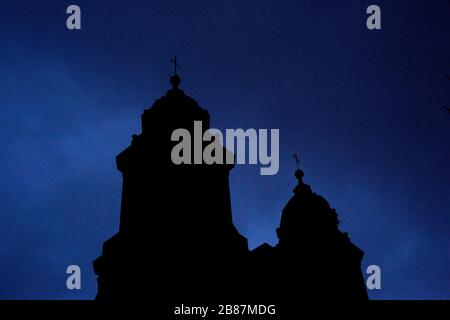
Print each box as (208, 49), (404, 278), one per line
(93, 66), (368, 304)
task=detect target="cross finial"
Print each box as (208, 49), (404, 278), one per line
(170, 56), (180, 76)
(293, 153), (300, 170)
(292, 153), (305, 188)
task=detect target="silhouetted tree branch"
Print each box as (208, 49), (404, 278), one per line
(445, 73), (450, 114)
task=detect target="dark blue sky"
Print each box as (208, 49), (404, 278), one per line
(0, 0), (449, 299)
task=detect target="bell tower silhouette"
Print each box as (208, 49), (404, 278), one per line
(93, 64), (249, 301)
(251, 157), (368, 301)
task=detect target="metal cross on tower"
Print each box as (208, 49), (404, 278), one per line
(293, 153), (300, 170)
(170, 56), (180, 76)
